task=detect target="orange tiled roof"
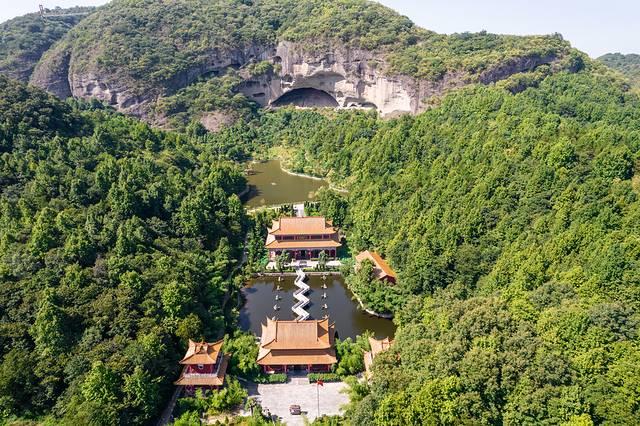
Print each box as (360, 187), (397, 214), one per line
(174, 354), (229, 386)
(355, 251), (397, 280)
(257, 318), (337, 365)
(257, 349), (337, 366)
(364, 337), (393, 378)
(369, 336), (393, 356)
(260, 318), (334, 349)
(265, 237), (341, 249)
(179, 339), (224, 365)
(268, 217), (337, 236)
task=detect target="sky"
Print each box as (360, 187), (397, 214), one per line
(376, 0), (639, 58)
(1, 0), (638, 58)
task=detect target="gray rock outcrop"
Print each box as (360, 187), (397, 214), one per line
(30, 39), (561, 121)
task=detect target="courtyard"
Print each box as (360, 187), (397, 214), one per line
(246, 378), (349, 425)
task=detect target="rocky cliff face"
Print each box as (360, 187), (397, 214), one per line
(237, 41), (416, 117)
(30, 38), (562, 121)
(237, 42), (565, 118)
(31, 42), (271, 118)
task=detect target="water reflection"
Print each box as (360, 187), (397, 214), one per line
(239, 275), (396, 340)
(243, 160), (328, 208)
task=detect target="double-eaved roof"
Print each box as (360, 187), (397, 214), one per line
(265, 216), (342, 250)
(175, 355), (230, 387)
(257, 318), (338, 366)
(179, 339), (223, 365)
(175, 339), (228, 387)
(268, 216), (337, 236)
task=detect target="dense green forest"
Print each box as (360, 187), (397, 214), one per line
(0, 75), (248, 424)
(598, 52), (640, 89)
(0, 8), (93, 82)
(202, 64), (640, 424)
(1, 1), (640, 425)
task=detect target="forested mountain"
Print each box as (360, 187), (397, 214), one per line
(0, 1), (639, 425)
(0, 75), (247, 424)
(1, 0), (581, 125)
(598, 52), (640, 89)
(0, 7), (93, 82)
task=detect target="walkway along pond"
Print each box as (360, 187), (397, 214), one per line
(239, 274), (396, 340)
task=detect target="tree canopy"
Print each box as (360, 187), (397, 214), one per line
(201, 65), (640, 424)
(0, 75), (247, 424)
(0, 7), (93, 81)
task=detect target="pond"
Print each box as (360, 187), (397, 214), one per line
(243, 160), (328, 208)
(239, 274), (396, 340)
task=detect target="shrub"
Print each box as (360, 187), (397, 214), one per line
(266, 373), (287, 383)
(308, 373), (341, 383)
(335, 335), (370, 376)
(224, 332), (260, 379)
(255, 373), (287, 383)
(208, 377), (248, 414)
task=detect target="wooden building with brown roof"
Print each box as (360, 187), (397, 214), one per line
(364, 336), (393, 379)
(265, 216), (341, 261)
(355, 250), (397, 283)
(175, 339), (229, 394)
(257, 318), (337, 373)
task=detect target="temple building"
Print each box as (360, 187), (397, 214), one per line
(257, 318), (338, 373)
(364, 336), (393, 379)
(355, 250), (397, 283)
(265, 216), (341, 261)
(175, 339), (229, 394)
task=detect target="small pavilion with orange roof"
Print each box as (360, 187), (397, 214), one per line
(175, 339), (229, 394)
(363, 336), (393, 379)
(355, 250), (397, 283)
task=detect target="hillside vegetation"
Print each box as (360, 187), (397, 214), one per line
(61, 0), (571, 87)
(16, 0), (578, 127)
(598, 52), (640, 89)
(0, 8), (93, 81)
(222, 65), (640, 424)
(0, 1), (639, 425)
(0, 75), (247, 424)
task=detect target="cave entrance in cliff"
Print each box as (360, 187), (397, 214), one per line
(272, 88), (339, 108)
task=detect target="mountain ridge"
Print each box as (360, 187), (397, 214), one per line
(6, 0), (582, 125)
(598, 52), (640, 89)
(0, 7), (93, 82)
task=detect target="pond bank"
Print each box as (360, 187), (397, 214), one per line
(279, 163), (349, 194)
(352, 292), (394, 319)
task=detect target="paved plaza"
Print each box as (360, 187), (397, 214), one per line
(247, 379), (349, 425)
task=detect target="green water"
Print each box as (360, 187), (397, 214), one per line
(239, 275), (396, 339)
(243, 160), (328, 208)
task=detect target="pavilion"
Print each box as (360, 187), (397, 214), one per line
(175, 339), (229, 394)
(257, 317), (338, 373)
(355, 250), (397, 283)
(265, 216), (341, 261)
(364, 336), (393, 379)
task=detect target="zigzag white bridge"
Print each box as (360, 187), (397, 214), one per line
(292, 267), (310, 321)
